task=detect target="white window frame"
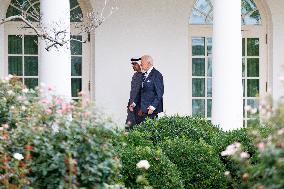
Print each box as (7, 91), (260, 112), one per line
(189, 0), (268, 125)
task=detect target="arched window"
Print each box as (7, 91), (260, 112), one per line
(189, 0), (261, 25)
(189, 0), (267, 126)
(6, 0), (83, 22)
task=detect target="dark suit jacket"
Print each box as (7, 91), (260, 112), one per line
(140, 68), (164, 114)
(126, 72), (143, 125)
(128, 72), (143, 106)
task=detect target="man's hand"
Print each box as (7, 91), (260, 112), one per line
(129, 102), (136, 112)
(138, 110), (144, 117)
(129, 105), (134, 112)
(147, 106), (155, 115)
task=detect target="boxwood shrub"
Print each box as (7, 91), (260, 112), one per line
(159, 138), (227, 189)
(133, 116), (226, 151)
(117, 145), (184, 189)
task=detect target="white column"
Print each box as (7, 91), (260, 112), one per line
(212, 0), (243, 130)
(40, 0), (71, 98)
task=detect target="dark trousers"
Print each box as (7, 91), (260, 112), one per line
(125, 107), (140, 131)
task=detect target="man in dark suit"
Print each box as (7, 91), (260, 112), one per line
(137, 55), (164, 122)
(125, 61), (143, 130)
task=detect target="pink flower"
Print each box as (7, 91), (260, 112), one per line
(47, 85), (55, 91)
(78, 91), (86, 96)
(60, 103), (72, 113)
(45, 109), (52, 115)
(2, 124), (9, 129)
(84, 111), (91, 118)
(277, 128), (284, 135)
(57, 109), (63, 114)
(257, 142), (266, 152)
(41, 99), (49, 104)
(55, 98), (63, 105)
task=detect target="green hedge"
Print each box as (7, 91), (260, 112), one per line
(159, 138), (227, 189)
(118, 145), (184, 189)
(133, 116), (226, 152)
(118, 116), (273, 188)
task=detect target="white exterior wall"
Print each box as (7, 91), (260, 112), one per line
(265, 0), (284, 100)
(94, 0), (193, 124)
(94, 0), (284, 125)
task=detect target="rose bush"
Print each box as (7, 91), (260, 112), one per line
(0, 77), (122, 188)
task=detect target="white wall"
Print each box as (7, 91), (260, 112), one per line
(94, 0), (193, 124)
(265, 0), (284, 100)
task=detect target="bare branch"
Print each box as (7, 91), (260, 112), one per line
(1, 15), (67, 50)
(0, 0), (119, 50)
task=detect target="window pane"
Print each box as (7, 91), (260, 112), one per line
(207, 78), (212, 97)
(8, 56), (23, 75)
(242, 0), (256, 15)
(244, 10), (261, 25)
(195, 0), (211, 14)
(71, 78), (82, 97)
(247, 58), (259, 77)
(242, 38), (245, 56)
(242, 58), (245, 77)
(247, 99), (259, 118)
(7, 0), (82, 22)
(9, 35), (22, 54)
(247, 119), (260, 127)
(247, 38), (259, 56)
(192, 78), (205, 97)
(6, 5), (21, 18)
(24, 36), (38, 54)
(242, 79), (245, 97)
(192, 58), (205, 76)
(71, 57), (82, 76)
(192, 99), (205, 117)
(189, 9), (206, 24)
(243, 99), (245, 117)
(192, 37), (205, 56)
(207, 99), (212, 118)
(25, 78), (38, 89)
(71, 36), (82, 55)
(247, 79), (259, 97)
(189, 0), (213, 25)
(207, 57), (212, 77)
(71, 7), (83, 22)
(24, 56), (38, 76)
(70, 0), (79, 8)
(207, 38), (212, 56)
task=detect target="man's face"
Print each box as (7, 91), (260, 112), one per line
(140, 59), (148, 71)
(132, 63), (141, 72)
